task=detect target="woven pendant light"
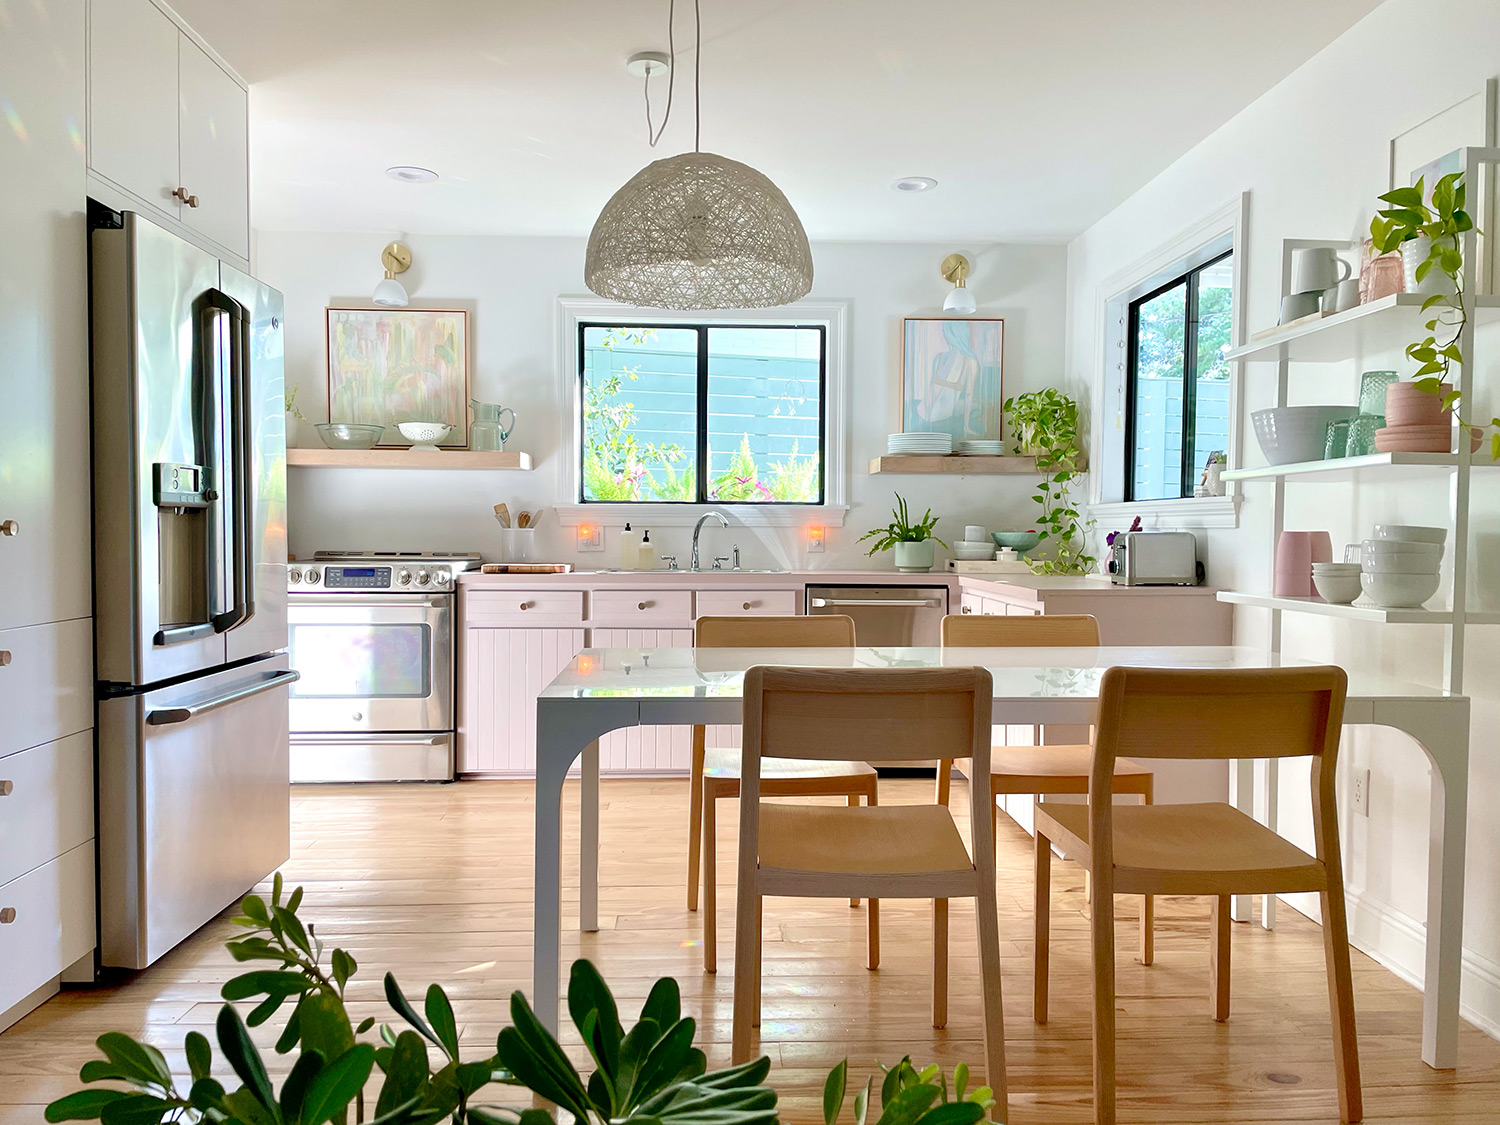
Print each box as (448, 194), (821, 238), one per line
(585, 0), (813, 310)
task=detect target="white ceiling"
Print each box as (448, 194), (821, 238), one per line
(174, 0), (1383, 242)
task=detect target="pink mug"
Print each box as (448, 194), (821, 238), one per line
(1274, 531), (1333, 597)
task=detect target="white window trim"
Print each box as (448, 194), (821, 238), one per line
(1088, 192), (1249, 528)
(553, 295), (850, 528)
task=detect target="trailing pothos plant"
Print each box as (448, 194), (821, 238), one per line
(821, 1057), (998, 1125)
(1003, 389), (1095, 575)
(46, 875), (778, 1125)
(1369, 170), (1500, 459)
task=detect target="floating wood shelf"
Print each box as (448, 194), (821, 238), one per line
(868, 455), (1040, 475)
(287, 448), (533, 470)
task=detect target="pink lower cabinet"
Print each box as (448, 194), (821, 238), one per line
(590, 628), (694, 772)
(459, 627), (585, 775)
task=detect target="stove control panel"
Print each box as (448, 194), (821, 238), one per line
(323, 566), (392, 589)
(288, 561), (464, 592)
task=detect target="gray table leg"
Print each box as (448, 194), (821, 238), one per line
(581, 739), (599, 933)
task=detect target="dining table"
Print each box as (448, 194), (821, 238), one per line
(531, 644), (1470, 1070)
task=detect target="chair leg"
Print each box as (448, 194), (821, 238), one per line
(703, 785), (718, 974)
(751, 897), (763, 1029)
(1210, 894), (1231, 1022)
(1140, 781), (1155, 966)
(932, 898), (949, 1028)
(1320, 884), (1364, 1123)
(936, 757), (952, 806)
(866, 780), (880, 970)
(731, 880), (758, 1063)
(1034, 828), (1051, 1024)
(847, 793), (860, 908)
(1091, 869), (1117, 1125)
(975, 861), (1010, 1121)
(687, 730), (705, 910)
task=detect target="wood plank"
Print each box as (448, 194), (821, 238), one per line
(868, 455), (1040, 475)
(286, 448), (533, 470)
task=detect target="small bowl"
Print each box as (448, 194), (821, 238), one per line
(1374, 524), (1446, 545)
(315, 423), (384, 450)
(1360, 570), (1441, 609)
(992, 531), (1043, 555)
(1313, 573), (1363, 605)
(397, 421), (454, 447)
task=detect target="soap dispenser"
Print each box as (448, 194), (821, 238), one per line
(638, 529), (654, 570)
(618, 523), (639, 570)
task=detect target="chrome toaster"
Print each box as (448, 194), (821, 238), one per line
(1108, 530), (1201, 586)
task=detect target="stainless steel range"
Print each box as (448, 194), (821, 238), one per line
(286, 551), (482, 782)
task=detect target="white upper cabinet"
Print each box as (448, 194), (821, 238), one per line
(179, 38), (250, 257)
(87, 0), (249, 260)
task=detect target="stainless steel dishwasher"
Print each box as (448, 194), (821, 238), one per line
(804, 584), (949, 645)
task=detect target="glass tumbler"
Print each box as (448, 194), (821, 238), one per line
(1323, 418), (1351, 459)
(1347, 414), (1384, 457)
(1359, 371), (1399, 417)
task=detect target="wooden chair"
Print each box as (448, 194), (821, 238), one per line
(939, 613), (1157, 965)
(731, 665), (1007, 1122)
(1033, 665), (1360, 1125)
(689, 614), (877, 973)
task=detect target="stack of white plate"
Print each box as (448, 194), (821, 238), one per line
(1360, 524), (1446, 608)
(955, 439), (1004, 456)
(888, 432), (953, 455)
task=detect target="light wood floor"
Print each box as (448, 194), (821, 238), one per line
(2, 779), (1497, 1123)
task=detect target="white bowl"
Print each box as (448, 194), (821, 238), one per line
(1360, 570), (1441, 608)
(397, 421), (453, 447)
(1313, 573), (1363, 605)
(1362, 555), (1442, 575)
(1251, 406), (1358, 465)
(1374, 524), (1447, 545)
(1362, 539), (1443, 563)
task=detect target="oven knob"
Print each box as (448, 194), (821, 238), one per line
(288, 568), (302, 585)
(351, 711), (363, 722)
(433, 571), (450, 588)
(416, 569), (432, 586)
(305, 568), (320, 584)
(397, 569), (412, 585)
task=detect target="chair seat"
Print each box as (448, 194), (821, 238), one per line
(704, 746), (876, 781)
(759, 804), (971, 876)
(992, 744), (1152, 780)
(1035, 801), (1326, 895)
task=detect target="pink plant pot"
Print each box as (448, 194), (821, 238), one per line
(1384, 382), (1452, 427)
(1274, 531), (1333, 597)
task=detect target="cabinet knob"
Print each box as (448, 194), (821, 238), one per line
(0, 781), (12, 796)
(961, 605), (972, 614)
(637, 600), (653, 610)
(172, 187), (200, 208)
(742, 602), (752, 610)
(519, 601), (532, 610)
(0, 908), (14, 924)
(0, 651), (10, 666)
(0, 519), (17, 536)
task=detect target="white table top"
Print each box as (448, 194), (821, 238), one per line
(539, 645), (1461, 705)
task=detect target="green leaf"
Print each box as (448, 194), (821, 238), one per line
(247, 993), (289, 1029)
(45, 1091), (130, 1122)
(493, 990), (592, 1121)
(223, 1088), (280, 1125)
(298, 1045), (375, 1125)
(915, 1103), (984, 1125)
(275, 1001), (304, 1055)
(568, 960), (623, 1082)
(330, 949), (353, 994)
(286, 885), (304, 914)
(953, 1063), (968, 1101)
(187, 1079), (226, 1112)
(639, 974), (681, 1034)
(1378, 185), (1423, 208)
(273, 906), (313, 956)
(98, 1094), (175, 1125)
(82, 1035), (173, 1092)
(278, 1050), (325, 1124)
(816, 1059), (848, 1125)
(853, 1077), (872, 1125)
(356, 1017), (375, 1035)
(216, 1006), (276, 1110)
(383, 974), (438, 1045)
(240, 895), (271, 925)
(1414, 376), (1445, 393)
(424, 985), (460, 1061)
(874, 1082), (940, 1125)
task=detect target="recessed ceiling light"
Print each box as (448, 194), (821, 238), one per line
(386, 165), (438, 184)
(892, 177), (938, 193)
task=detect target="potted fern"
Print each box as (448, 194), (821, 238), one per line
(859, 493), (947, 573)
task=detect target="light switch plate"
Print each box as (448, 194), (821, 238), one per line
(576, 523), (604, 552)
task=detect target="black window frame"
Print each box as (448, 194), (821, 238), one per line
(1124, 249), (1233, 501)
(577, 321), (828, 506)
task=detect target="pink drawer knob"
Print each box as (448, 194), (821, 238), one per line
(519, 601), (533, 610)
(0, 781), (12, 796)
(742, 601), (752, 610)
(0, 519), (17, 536)
(638, 601), (652, 610)
(0, 650), (10, 666)
(0, 908), (15, 924)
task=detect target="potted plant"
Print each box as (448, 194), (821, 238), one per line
(859, 493), (947, 572)
(1002, 389), (1095, 575)
(1369, 171), (1498, 459)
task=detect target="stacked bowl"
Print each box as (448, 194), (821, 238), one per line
(952, 524), (996, 562)
(1360, 524), (1446, 608)
(1311, 561), (1362, 605)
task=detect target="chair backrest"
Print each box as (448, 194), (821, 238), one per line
(696, 614), (855, 649)
(941, 612), (1100, 648)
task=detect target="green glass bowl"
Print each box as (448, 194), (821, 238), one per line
(992, 531), (1042, 555)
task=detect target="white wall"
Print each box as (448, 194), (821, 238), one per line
(1065, 0), (1500, 1037)
(254, 232), (1068, 570)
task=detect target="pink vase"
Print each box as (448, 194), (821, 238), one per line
(1275, 531), (1333, 597)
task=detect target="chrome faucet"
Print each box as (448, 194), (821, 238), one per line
(690, 511), (729, 571)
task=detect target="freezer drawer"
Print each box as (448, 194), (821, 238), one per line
(290, 733), (454, 783)
(98, 655), (295, 970)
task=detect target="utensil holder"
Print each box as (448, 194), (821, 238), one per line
(496, 527), (535, 563)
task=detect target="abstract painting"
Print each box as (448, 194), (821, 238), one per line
(326, 307), (469, 446)
(901, 317), (1005, 440)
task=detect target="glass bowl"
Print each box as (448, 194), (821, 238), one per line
(315, 423), (384, 449)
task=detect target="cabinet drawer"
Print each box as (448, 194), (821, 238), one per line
(696, 590), (798, 617)
(464, 590), (585, 627)
(0, 732), (95, 887)
(591, 590), (693, 626)
(0, 618), (93, 757)
(0, 842), (96, 1015)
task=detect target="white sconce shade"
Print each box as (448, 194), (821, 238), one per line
(372, 278), (409, 307)
(374, 241), (412, 307)
(940, 252), (976, 314)
(943, 286), (977, 314)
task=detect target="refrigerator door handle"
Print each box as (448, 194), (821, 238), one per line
(205, 288), (254, 635)
(146, 669), (301, 726)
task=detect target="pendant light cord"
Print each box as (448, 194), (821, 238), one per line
(643, 0), (701, 152)
(693, 0), (701, 153)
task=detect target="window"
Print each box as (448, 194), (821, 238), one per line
(578, 323), (825, 504)
(1125, 250), (1234, 501)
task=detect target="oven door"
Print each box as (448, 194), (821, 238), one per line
(287, 594), (451, 733)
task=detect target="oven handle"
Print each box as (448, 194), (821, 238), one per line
(809, 597), (943, 608)
(147, 670), (301, 726)
(290, 733), (447, 746)
(287, 594), (450, 609)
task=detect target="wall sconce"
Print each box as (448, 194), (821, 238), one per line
(941, 252), (976, 315)
(373, 241), (412, 307)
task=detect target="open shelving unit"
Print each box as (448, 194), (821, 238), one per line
(287, 448), (533, 471)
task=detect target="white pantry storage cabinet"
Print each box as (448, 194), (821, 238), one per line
(88, 0), (250, 261)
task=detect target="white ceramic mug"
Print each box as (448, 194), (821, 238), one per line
(1321, 277), (1362, 314)
(1291, 247), (1352, 295)
(1280, 291), (1321, 324)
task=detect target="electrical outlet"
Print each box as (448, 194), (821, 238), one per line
(1352, 768), (1370, 817)
(576, 523), (603, 552)
(807, 525), (825, 553)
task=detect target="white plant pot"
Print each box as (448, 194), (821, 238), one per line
(893, 540), (936, 573)
(1402, 235), (1456, 296)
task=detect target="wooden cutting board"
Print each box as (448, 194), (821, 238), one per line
(479, 563), (573, 574)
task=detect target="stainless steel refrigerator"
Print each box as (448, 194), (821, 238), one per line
(89, 206), (295, 970)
